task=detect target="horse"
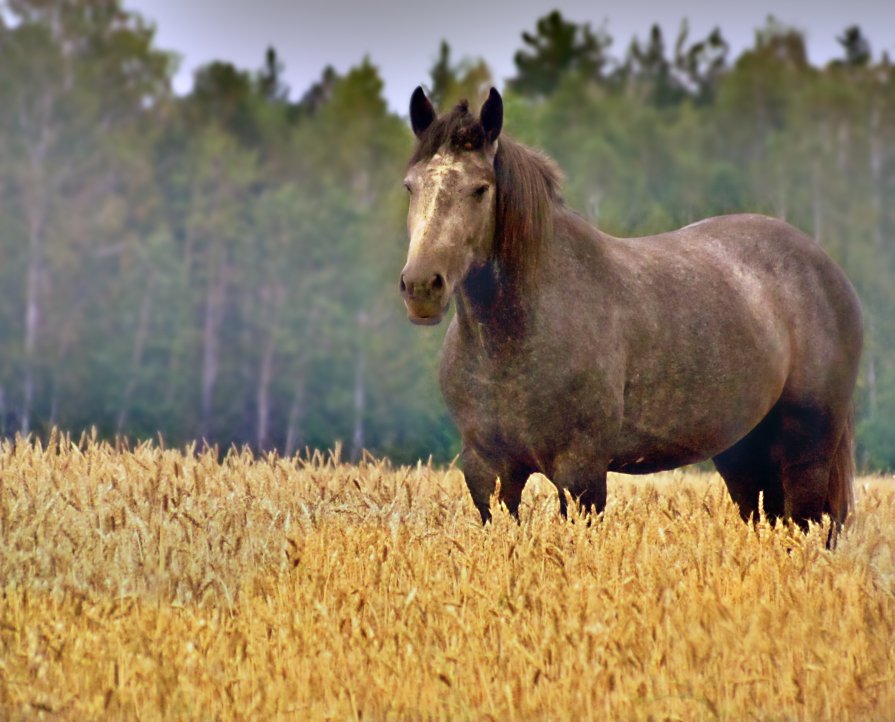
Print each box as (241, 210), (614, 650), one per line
(399, 86), (863, 536)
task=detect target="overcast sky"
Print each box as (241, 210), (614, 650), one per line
(124, 0), (895, 113)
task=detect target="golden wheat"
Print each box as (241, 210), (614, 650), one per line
(0, 434), (893, 721)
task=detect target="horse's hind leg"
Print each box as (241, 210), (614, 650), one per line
(716, 398), (853, 534)
(712, 406), (785, 522)
(775, 402), (850, 531)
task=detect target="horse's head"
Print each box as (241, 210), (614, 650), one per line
(400, 87), (503, 325)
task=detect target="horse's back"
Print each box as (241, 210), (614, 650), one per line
(673, 213), (856, 296)
(627, 213), (862, 349)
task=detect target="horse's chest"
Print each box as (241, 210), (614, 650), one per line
(440, 344), (551, 464)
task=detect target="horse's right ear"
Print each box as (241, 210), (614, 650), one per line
(410, 86), (436, 138)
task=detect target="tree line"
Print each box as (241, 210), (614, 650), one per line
(1, 2), (893, 467)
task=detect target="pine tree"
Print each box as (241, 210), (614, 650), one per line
(510, 10), (612, 97)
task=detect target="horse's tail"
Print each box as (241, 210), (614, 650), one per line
(827, 407), (856, 528)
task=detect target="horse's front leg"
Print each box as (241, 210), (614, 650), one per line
(551, 450), (608, 520)
(460, 446), (497, 524)
(461, 446), (534, 524)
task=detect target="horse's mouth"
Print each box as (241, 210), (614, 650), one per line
(408, 312), (443, 326)
(405, 298), (447, 325)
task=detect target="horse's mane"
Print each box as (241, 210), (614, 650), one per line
(410, 100), (563, 284)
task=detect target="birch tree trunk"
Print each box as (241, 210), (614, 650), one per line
(255, 285), (285, 451)
(811, 158), (823, 244)
(256, 324), (277, 451)
(284, 378), (307, 458)
(22, 144), (49, 436)
(350, 310), (370, 462)
(869, 103), (883, 251)
(23, 215), (42, 436)
(199, 260), (228, 440)
(117, 273), (156, 435)
(865, 102), (883, 429)
(350, 343), (366, 462)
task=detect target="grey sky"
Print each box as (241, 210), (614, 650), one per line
(124, 0), (895, 112)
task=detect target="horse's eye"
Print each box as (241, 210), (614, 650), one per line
(473, 184), (489, 199)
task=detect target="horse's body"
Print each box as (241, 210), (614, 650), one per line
(401, 87), (862, 531)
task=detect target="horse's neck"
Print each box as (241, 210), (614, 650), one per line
(453, 262), (523, 350)
(454, 210), (612, 346)
(454, 222), (562, 346)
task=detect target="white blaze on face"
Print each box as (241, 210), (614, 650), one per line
(406, 151), (468, 267)
(403, 147), (498, 294)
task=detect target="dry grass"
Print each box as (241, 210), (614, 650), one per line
(0, 435), (893, 721)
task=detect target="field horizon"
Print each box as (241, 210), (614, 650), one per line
(1, 435), (893, 721)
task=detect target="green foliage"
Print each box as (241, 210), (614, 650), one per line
(836, 26), (872, 68)
(510, 10), (613, 97)
(0, 2), (892, 468)
(427, 40), (492, 110)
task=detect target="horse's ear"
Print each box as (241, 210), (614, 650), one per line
(480, 87), (503, 144)
(410, 86), (436, 138)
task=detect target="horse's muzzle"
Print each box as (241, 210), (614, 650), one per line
(400, 269), (447, 324)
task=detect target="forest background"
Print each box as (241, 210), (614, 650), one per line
(1, 1), (893, 468)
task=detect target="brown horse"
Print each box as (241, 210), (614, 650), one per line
(400, 86), (863, 534)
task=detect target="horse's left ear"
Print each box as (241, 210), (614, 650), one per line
(480, 87), (503, 144)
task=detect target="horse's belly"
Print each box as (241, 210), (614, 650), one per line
(608, 424), (748, 473)
(612, 362), (786, 471)
(608, 440), (714, 474)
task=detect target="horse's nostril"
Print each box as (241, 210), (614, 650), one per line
(432, 274), (445, 292)
(399, 274), (408, 294)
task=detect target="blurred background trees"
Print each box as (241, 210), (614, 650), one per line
(0, 3), (893, 467)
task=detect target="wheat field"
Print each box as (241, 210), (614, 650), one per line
(0, 435), (893, 721)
